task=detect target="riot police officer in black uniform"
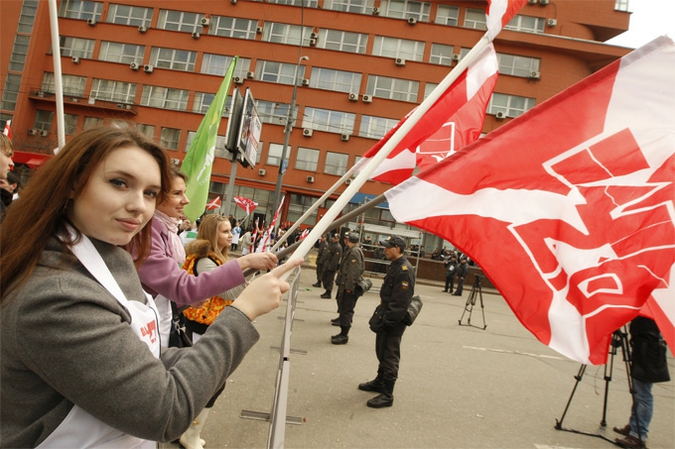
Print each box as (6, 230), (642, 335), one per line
(361, 235), (414, 408)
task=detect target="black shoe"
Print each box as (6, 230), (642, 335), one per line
(613, 425), (631, 436)
(367, 393), (393, 408)
(442, 289), (448, 292)
(331, 334), (348, 345)
(452, 292), (462, 296)
(358, 379), (386, 393)
(615, 435), (645, 449)
(320, 292), (331, 299)
(312, 282), (322, 288)
(331, 317), (340, 326)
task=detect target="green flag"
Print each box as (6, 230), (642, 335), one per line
(181, 57), (238, 221)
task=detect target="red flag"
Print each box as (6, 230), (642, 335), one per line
(205, 196), (221, 211)
(3, 120), (11, 139)
(355, 44), (498, 185)
(486, 0), (529, 41)
(299, 228), (310, 240)
(258, 196), (284, 253)
(384, 37), (675, 365)
(234, 195), (258, 216)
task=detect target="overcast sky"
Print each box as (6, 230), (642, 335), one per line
(606, 0), (675, 49)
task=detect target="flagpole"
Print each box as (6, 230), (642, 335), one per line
(282, 35), (492, 277)
(48, 0), (66, 150)
(270, 165), (357, 251)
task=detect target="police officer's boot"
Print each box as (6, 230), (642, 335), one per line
(320, 290), (332, 299)
(331, 327), (349, 344)
(358, 372), (385, 393)
(366, 379), (395, 408)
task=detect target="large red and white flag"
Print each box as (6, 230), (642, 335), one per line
(486, 0), (529, 41)
(234, 195), (258, 216)
(384, 37), (675, 365)
(355, 44), (499, 185)
(205, 196), (221, 211)
(2, 120), (11, 139)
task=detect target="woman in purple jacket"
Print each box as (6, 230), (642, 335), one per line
(135, 168), (277, 449)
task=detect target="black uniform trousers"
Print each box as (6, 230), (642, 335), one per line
(375, 322), (407, 382)
(338, 290), (359, 329)
(322, 269), (337, 291)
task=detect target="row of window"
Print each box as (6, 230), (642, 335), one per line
(60, 0), (549, 35)
(39, 70), (535, 141)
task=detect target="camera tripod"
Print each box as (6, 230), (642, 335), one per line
(554, 328), (633, 444)
(458, 274), (487, 330)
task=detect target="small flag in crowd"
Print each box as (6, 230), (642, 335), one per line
(3, 120), (11, 139)
(205, 196), (221, 211)
(181, 57), (238, 221)
(234, 195), (258, 216)
(355, 44), (499, 185)
(384, 36), (675, 365)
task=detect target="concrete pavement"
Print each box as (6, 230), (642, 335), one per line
(165, 264), (674, 449)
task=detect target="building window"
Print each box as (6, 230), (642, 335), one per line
(366, 75), (419, 102)
(160, 127), (181, 150)
(149, 47), (197, 72)
(201, 54), (250, 78)
(192, 92), (235, 116)
(505, 15), (546, 33)
(295, 147), (319, 171)
(0, 74), (21, 111)
(267, 0), (319, 6)
(90, 79), (137, 104)
(488, 93), (535, 118)
(424, 82), (438, 99)
(372, 36), (425, 62)
(256, 60), (306, 85)
(310, 68), (361, 93)
(33, 109), (54, 131)
(497, 53), (541, 77)
(380, 0), (431, 22)
(436, 4), (459, 26)
(303, 107), (355, 134)
(8, 35), (30, 72)
(64, 113), (78, 135)
(17, 0), (37, 34)
(210, 16), (258, 39)
(318, 29), (368, 54)
(136, 123), (155, 139)
(262, 23), (313, 46)
(157, 9), (202, 33)
(84, 116), (103, 130)
(430, 43), (455, 66)
(615, 0), (629, 12)
(324, 0), (374, 14)
(141, 86), (189, 111)
(98, 41), (144, 65)
(324, 151), (349, 176)
(186, 131), (228, 158)
(287, 193), (318, 224)
(464, 8), (487, 30)
(58, 0), (103, 21)
(106, 4), (152, 27)
(267, 143), (284, 166)
(42, 73), (87, 97)
(359, 115), (398, 139)
(59, 37), (95, 59)
(256, 100), (295, 126)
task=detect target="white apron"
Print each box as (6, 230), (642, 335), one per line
(38, 235), (160, 449)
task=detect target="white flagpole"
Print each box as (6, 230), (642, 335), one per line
(48, 0), (66, 150)
(271, 165), (357, 251)
(284, 34), (492, 278)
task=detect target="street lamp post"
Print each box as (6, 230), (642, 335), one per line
(271, 55), (308, 225)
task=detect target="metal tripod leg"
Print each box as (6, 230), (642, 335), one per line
(458, 277), (486, 330)
(554, 328), (631, 444)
